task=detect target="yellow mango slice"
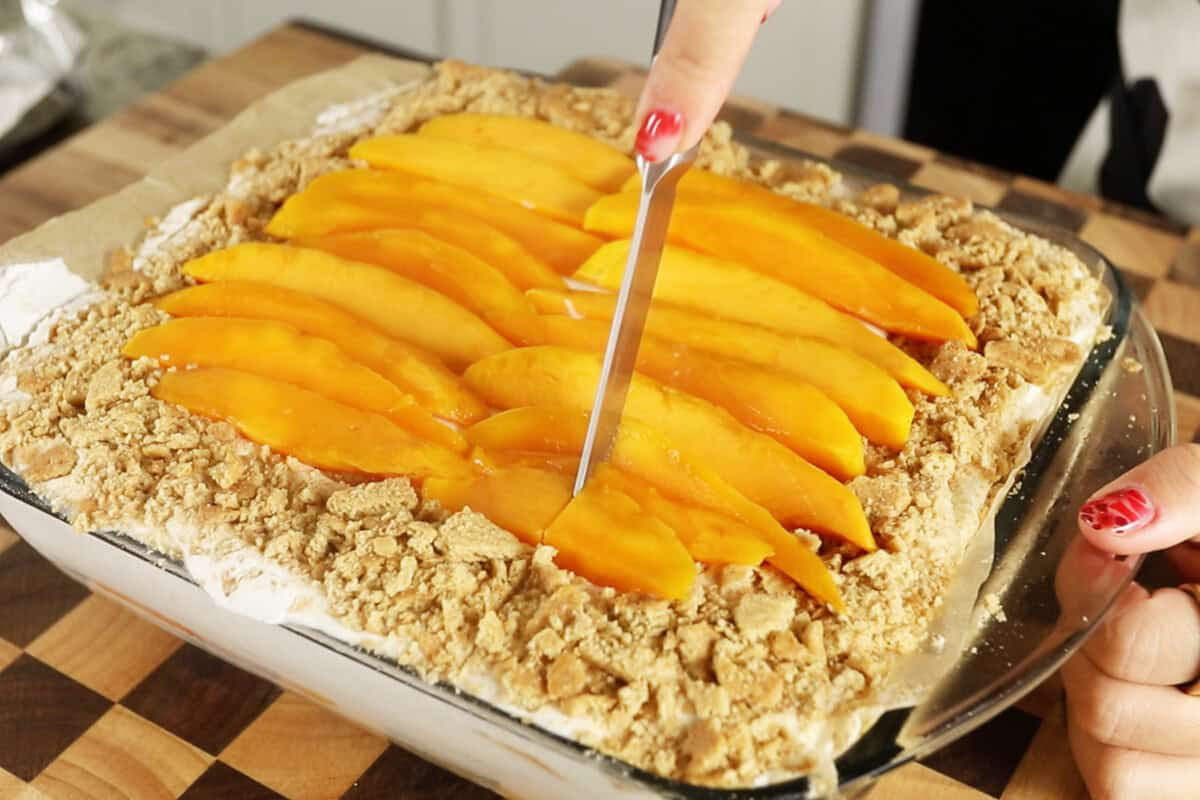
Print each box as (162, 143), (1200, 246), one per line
(574, 239), (948, 396)
(395, 208), (563, 290)
(467, 406), (589, 454)
(544, 476), (696, 601)
(154, 282), (487, 425)
(593, 467), (773, 567)
(419, 113), (635, 192)
(267, 169), (601, 274)
(349, 135), (603, 225)
(423, 466), (571, 546)
(294, 229), (530, 317)
(182, 243), (509, 371)
(123, 318), (467, 453)
(486, 311), (865, 477)
(275, 200), (564, 290)
(524, 291), (913, 449)
(621, 170), (978, 317)
(465, 407), (844, 608)
(463, 347), (874, 551)
(471, 447), (580, 476)
(585, 195), (976, 346)
(605, 423), (844, 609)
(153, 367), (471, 479)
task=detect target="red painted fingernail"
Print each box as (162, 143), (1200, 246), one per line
(635, 109), (684, 162)
(1079, 487), (1155, 535)
(761, 12), (768, 23)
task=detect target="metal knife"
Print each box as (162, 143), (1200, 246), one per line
(573, 0), (697, 495)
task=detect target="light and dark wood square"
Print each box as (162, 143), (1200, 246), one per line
(341, 745), (499, 800)
(874, 763), (992, 799)
(0, 767), (35, 799)
(0, 541), (90, 648)
(31, 705), (211, 798)
(832, 144), (924, 181)
(220, 692), (389, 800)
(1143, 279), (1200, 344)
(28, 594), (182, 702)
(920, 707), (1043, 797)
(1000, 703), (1088, 799)
(0, 638), (19, 674)
(179, 761), (285, 800)
(1178, 392), (1200, 444)
(911, 160), (1007, 207)
(1168, 231), (1200, 287)
(0, 520), (17, 555)
(997, 189), (1089, 234)
(754, 114), (847, 158)
(1158, 332), (1200, 397)
(1081, 212), (1185, 279)
(0, 655), (113, 781)
(1118, 270), (1156, 302)
(121, 644), (281, 756)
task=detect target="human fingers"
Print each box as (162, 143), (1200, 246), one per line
(1053, 535), (1142, 623)
(1067, 715), (1200, 800)
(1081, 583), (1200, 686)
(1077, 444), (1200, 555)
(1062, 651), (1200, 756)
(633, 0), (777, 161)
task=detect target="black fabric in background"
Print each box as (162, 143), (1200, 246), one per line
(903, 0), (1121, 182)
(1100, 76), (1169, 212)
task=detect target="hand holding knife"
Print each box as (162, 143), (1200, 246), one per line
(573, 0), (698, 494)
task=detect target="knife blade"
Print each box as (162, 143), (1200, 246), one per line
(572, 145), (697, 495)
(571, 0), (694, 495)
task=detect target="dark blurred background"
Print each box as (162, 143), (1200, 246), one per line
(903, 1), (1121, 182)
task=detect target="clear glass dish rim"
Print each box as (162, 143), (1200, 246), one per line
(0, 117), (1175, 800)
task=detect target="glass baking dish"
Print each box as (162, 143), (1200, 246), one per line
(0, 120), (1174, 799)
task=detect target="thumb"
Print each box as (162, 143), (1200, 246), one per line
(633, 0), (778, 161)
(1078, 444), (1200, 555)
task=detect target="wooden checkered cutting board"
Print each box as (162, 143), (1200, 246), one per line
(1, 22), (1197, 800)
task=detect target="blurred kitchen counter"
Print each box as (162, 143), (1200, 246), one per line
(0, 2), (206, 174)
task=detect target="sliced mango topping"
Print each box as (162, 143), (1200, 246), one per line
(574, 239), (948, 396)
(267, 169), (600, 274)
(463, 346), (875, 551)
(124, 318), (466, 453)
(524, 290), (914, 450)
(581, 466), (773, 568)
(545, 473), (697, 601)
(182, 242), (510, 371)
(585, 194), (977, 346)
(295, 229), (530, 317)
(419, 113), (635, 192)
(153, 367), (471, 480)
(350, 135), (602, 225)
(621, 169), (978, 317)
(465, 407), (843, 609)
(129, 114), (992, 606)
(424, 466), (572, 546)
(485, 310), (865, 478)
(154, 282), (487, 424)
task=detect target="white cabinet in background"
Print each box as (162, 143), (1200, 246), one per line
(81, 0), (441, 61)
(89, 1), (868, 126)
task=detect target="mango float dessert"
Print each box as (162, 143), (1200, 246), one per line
(0, 61), (1106, 788)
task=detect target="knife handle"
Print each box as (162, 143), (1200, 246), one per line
(653, 0), (677, 55)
